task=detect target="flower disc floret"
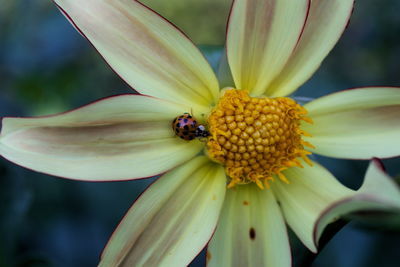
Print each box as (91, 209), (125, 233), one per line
(206, 89), (314, 189)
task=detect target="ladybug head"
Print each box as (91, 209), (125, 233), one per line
(195, 124), (210, 138)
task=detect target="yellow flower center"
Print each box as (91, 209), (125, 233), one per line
(206, 89), (314, 189)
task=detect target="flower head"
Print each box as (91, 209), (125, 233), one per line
(1, 0), (400, 266)
(206, 89), (313, 188)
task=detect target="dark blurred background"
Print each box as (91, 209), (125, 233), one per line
(0, 0), (399, 266)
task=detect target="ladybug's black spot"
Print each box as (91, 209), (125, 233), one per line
(187, 115), (192, 118)
(249, 228), (256, 240)
(190, 130), (196, 134)
(176, 123), (181, 127)
(183, 119), (188, 123)
(175, 129), (179, 133)
(183, 131), (189, 136)
(184, 125), (189, 130)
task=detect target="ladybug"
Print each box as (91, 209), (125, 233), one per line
(172, 113), (209, 140)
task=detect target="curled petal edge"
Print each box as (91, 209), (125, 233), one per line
(313, 158), (400, 248)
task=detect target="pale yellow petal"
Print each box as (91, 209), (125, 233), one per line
(0, 95), (202, 181)
(273, 159), (400, 253)
(272, 160), (353, 252)
(226, 0), (309, 96)
(100, 156), (226, 267)
(304, 87), (400, 159)
(314, 159), (400, 244)
(268, 0), (355, 96)
(208, 184), (291, 267)
(54, 0), (219, 109)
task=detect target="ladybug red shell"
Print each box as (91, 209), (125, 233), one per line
(172, 113), (210, 140)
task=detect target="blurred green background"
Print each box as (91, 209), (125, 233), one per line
(1, 0), (400, 266)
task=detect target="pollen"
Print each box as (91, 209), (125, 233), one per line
(206, 89), (314, 189)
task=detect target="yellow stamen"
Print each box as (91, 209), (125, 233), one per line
(301, 140), (316, 149)
(206, 89), (314, 189)
(278, 172), (290, 184)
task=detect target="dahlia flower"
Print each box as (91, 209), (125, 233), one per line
(1, 0), (400, 266)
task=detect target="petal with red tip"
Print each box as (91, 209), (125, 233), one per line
(273, 159), (400, 252)
(0, 95), (202, 181)
(314, 159), (400, 245)
(268, 0), (355, 97)
(304, 87), (400, 159)
(226, 0), (309, 96)
(54, 0), (219, 109)
(100, 157), (226, 266)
